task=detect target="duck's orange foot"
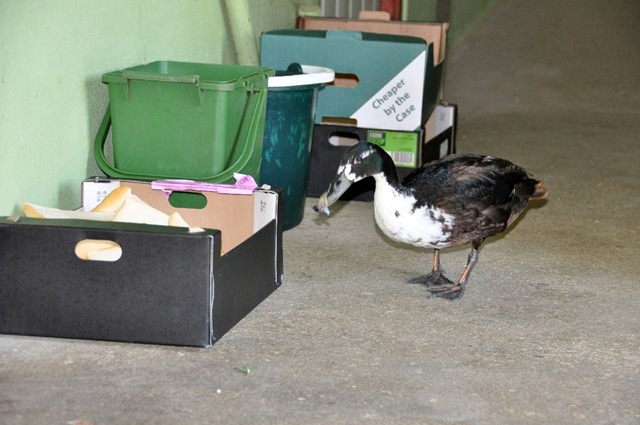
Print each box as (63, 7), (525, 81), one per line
(428, 283), (465, 300)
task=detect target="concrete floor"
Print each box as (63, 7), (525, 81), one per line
(2, 1), (639, 424)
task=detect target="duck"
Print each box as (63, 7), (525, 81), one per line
(313, 142), (548, 300)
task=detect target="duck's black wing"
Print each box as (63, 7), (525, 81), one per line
(402, 154), (542, 245)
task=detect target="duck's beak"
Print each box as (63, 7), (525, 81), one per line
(313, 171), (353, 215)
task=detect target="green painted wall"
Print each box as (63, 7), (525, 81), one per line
(0, 0), (310, 216)
(0, 1), (225, 215)
(403, 0), (438, 22)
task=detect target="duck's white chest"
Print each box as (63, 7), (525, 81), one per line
(372, 176), (454, 249)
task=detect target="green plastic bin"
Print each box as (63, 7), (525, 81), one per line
(94, 61), (274, 183)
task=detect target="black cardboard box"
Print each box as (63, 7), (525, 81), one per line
(0, 188), (282, 347)
(307, 103), (457, 201)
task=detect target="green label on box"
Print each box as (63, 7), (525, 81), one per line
(367, 130), (418, 168)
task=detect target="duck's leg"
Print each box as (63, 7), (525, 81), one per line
(429, 239), (483, 300)
(408, 249), (455, 287)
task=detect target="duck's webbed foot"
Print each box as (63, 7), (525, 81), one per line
(409, 270), (464, 300)
(408, 269), (455, 287)
(411, 244), (481, 300)
(408, 249), (453, 287)
(428, 283), (465, 300)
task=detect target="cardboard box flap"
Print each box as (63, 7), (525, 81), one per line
(253, 189), (279, 233)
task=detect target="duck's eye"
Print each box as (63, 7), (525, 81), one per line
(355, 155), (363, 164)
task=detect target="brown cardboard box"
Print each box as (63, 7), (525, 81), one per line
(82, 179), (273, 254)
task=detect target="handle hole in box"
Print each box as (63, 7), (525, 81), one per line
(328, 73), (359, 88)
(168, 191), (208, 210)
(75, 240), (122, 262)
(327, 130), (361, 147)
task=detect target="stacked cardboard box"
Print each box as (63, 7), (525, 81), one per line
(261, 12), (456, 200)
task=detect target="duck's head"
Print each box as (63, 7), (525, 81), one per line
(313, 142), (393, 215)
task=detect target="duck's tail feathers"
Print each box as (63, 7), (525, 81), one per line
(531, 181), (549, 200)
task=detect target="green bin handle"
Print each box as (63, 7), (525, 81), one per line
(121, 70), (205, 105)
(122, 70), (199, 84)
(93, 89), (266, 183)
